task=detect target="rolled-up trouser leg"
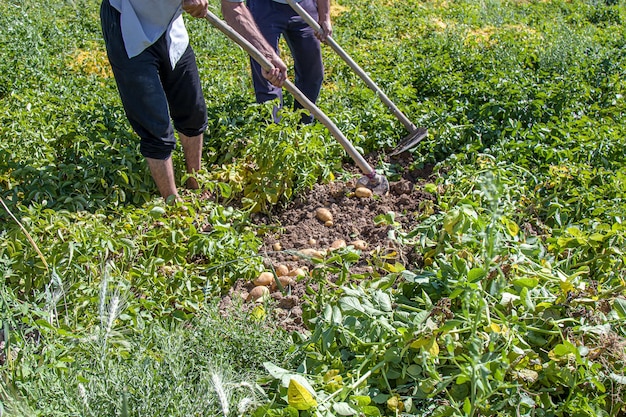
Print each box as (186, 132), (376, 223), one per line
(162, 46), (208, 139)
(100, 0), (206, 159)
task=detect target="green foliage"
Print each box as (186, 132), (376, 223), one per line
(2, 0), (626, 416)
(261, 171), (625, 416)
(204, 102), (341, 212)
(0, 287), (297, 417)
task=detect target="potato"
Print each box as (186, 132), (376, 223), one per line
(355, 187), (373, 198)
(288, 267), (307, 277)
(299, 248), (325, 259)
(278, 275), (296, 287)
(275, 264), (289, 277)
(350, 239), (368, 250)
(253, 271), (274, 287)
(247, 285), (270, 302)
(330, 239), (346, 250)
(315, 207), (333, 223)
(324, 220), (334, 227)
(272, 242), (282, 251)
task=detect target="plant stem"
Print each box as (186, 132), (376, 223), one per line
(0, 196), (49, 272)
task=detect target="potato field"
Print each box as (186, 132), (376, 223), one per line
(1, 0), (625, 416)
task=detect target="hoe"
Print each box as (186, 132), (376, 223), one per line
(285, 0), (427, 156)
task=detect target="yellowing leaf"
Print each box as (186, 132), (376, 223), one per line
(288, 379), (317, 411)
(387, 395), (404, 412)
(250, 305), (266, 321)
(560, 280), (574, 293)
(323, 369), (340, 382)
(427, 338), (440, 356)
(488, 323), (502, 333)
(410, 337), (429, 349)
(501, 217), (520, 237)
(410, 337), (440, 356)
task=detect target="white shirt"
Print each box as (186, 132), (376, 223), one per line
(109, 0), (189, 69)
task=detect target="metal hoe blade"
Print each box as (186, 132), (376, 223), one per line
(285, 0), (427, 156)
(357, 172), (390, 196)
(389, 127), (428, 156)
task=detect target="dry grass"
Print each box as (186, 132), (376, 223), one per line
(330, 2), (349, 18)
(67, 41), (112, 78)
(464, 24), (541, 47)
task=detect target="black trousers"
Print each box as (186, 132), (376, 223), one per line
(100, 0), (207, 159)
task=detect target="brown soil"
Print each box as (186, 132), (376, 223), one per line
(219, 152), (437, 333)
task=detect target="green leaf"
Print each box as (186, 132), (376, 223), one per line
(149, 206), (166, 218)
(463, 398), (472, 414)
(35, 319), (54, 329)
(263, 362), (291, 380)
(333, 402), (357, 415)
(613, 298), (626, 319)
(339, 296), (364, 315)
(350, 396), (372, 407)
(424, 183), (437, 194)
(360, 406), (382, 416)
(551, 341), (577, 358)
(372, 291), (392, 312)
(513, 278), (538, 289)
(467, 267), (485, 282)
(406, 364), (422, 379)
(217, 182), (232, 198)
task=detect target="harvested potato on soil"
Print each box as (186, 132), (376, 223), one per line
(330, 239), (346, 250)
(315, 207), (333, 223)
(253, 271), (274, 286)
(350, 239), (368, 250)
(355, 187), (373, 198)
(247, 285), (270, 302)
(275, 264), (289, 277)
(272, 242), (282, 251)
(288, 267), (307, 277)
(324, 220), (334, 227)
(299, 248), (325, 259)
(278, 275), (296, 287)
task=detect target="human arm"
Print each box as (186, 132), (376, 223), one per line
(183, 0), (208, 18)
(315, 0), (332, 42)
(221, 0), (287, 87)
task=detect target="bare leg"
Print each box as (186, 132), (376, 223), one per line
(146, 156), (178, 201)
(179, 132), (203, 189)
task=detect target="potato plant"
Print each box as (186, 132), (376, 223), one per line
(1, 0), (626, 416)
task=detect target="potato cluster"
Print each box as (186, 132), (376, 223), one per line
(246, 266), (303, 302)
